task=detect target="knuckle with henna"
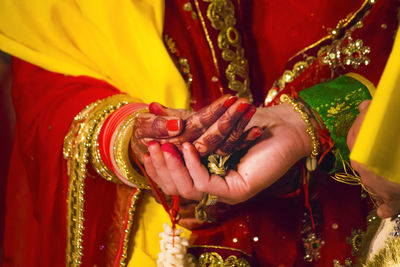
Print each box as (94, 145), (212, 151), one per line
(152, 117), (169, 136)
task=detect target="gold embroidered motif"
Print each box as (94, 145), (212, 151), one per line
(119, 189), (142, 266)
(193, 0), (221, 76)
(264, 0), (375, 105)
(188, 252), (250, 267)
(203, 0), (252, 101)
(63, 94), (133, 266)
(264, 57), (315, 105)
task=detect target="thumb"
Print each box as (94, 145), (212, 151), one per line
(149, 102), (191, 118)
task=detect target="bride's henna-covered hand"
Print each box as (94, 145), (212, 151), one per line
(143, 103), (313, 204)
(145, 94), (261, 156)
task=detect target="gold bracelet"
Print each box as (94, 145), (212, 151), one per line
(113, 108), (151, 189)
(280, 94), (319, 171)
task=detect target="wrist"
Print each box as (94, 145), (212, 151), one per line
(279, 95), (320, 162)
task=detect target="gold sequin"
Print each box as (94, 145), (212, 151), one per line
(63, 94), (133, 266)
(204, 0), (252, 101)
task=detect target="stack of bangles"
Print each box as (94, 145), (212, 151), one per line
(93, 100), (150, 188)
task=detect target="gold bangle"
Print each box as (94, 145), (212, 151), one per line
(113, 108), (151, 189)
(280, 94), (319, 171)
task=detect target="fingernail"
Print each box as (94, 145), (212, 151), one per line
(142, 152), (150, 162)
(244, 106), (256, 119)
(167, 119), (180, 132)
(223, 96), (238, 108)
(237, 102), (250, 112)
(149, 102), (165, 115)
(147, 140), (158, 147)
(162, 143), (183, 162)
(251, 128), (263, 139)
(182, 143), (200, 161)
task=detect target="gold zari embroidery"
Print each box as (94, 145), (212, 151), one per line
(204, 0), (252, 101)
(188, 252), (250, 267)
(119, 189), (142, 267)
(63, 94), (133, 266)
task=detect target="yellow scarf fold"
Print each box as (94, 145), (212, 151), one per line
(0, 1), (191, 264)
(350, 25), (400, 183)
(0, 0), (189, 108)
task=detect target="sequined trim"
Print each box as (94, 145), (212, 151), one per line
(189, 245), (251, 257)
(203, 0), (252, 101)
(264, 0), (375, 105)
(164, 35), (194, 91)
(264, 57), (315, 105)
(193, 0), (220, 75)
(188, 252), (250, 267)
(117, 189), (142, 267)
(63, 94), (133, 266)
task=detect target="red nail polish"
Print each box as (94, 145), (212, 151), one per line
(244, 106), (256, 119)
(149, 102), (165, 115)
(237, 102), (250, 112)
(147, 140), (158, 147)
(252, 129), (262, 139)
(167, 119), (180, 132)
(162, 143), (183, 162)
(223, 96), (238, 108)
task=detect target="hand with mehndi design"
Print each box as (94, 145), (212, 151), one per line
(143, 102), (314, 204)
(134, 95), (261, 197)
(348, 100), (400, 218)
(130, 94), (260, 162)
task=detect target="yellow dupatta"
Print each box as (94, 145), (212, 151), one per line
(0, 0), (189, 108)
(350, 25), (400, 184)
(0, 0), (191, 265)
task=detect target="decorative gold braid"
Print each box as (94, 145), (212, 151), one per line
(280, 94), (319, 159)
(188, 251), (251, 267)
(118, 189), (142, 267)
(203, 0), (252, 101)
(63, 94), (133, 267)
(113, 109), (151, 189)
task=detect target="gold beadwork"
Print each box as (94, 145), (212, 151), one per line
(119, 189), (142, 267)
(204, 0), (252, 101)
(113, 109), (151, 189)
(188, 251), (251, 267)
(280, 94), (319, 161)
(63, 94), (133, 266)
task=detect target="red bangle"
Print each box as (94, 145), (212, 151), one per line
(98, 103), (147, 170)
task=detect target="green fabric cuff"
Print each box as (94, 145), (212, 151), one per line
(299, 75), (372, 170)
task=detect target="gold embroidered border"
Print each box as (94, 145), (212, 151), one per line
(63, 94), (133, 266)
(118, 189), (142, 267)
(189, 245), (251, 257)
(193, 0), (221, 76)
(203, 0), (252, 101)
(188, 252), (250, 267)
(264, 0), (375, 105)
